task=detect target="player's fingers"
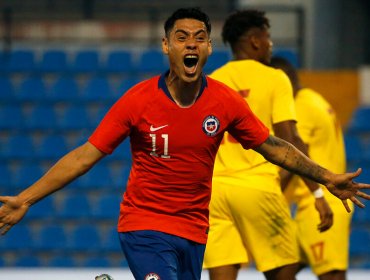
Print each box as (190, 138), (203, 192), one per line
(322, 217), (333, 232)
(0, 196), (8, 204)
(351, 168), (362, 178)
(355, 183), (370, 190)
(355, 190), (370, 200)
(350, 196), (365, 208)
(0, 212), (10, 223)
(344, 168), (362, 181)
(317, 221), (331, 232)
(317, 213), (332, 232)
(0, 224), (12, 235)
(317, 223), (328, 232)
(319, 225), (330, 232)
(341, 199), (351, 213)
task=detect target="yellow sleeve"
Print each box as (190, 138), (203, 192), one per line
(271, 70), (296, 124)
(294, 91), (318, 143)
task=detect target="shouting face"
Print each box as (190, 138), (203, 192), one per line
(162, 18), (212, 83)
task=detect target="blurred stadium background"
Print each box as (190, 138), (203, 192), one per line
(0, 0), (370, 279)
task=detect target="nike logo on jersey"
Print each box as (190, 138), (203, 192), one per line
(150, 124), (169, 132)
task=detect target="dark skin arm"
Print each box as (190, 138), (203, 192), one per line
(274, 121), (333, 232)
(0, 142), (106, 235)
(254, 135), (370, 211)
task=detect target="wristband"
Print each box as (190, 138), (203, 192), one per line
(313, 187), (324, 198)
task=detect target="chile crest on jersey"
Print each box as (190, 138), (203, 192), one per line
(202, 115), (220, 136)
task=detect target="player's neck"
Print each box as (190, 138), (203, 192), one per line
(233, 48), (255, 61)
(166, 75), (202, 108)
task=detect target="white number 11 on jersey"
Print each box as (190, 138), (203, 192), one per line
(149, 133), (170, 158)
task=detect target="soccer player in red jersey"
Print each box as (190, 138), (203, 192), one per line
(0, 8), (369, 280)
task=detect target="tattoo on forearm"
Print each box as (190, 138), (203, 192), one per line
(263, 135), (328, 184)
(284, 146), (328, 184)
(281, 144), (292, 166)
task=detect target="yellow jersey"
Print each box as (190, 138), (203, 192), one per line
(210, 59), (296, 193)
(285, 88), (347, 208)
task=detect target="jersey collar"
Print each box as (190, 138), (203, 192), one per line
(158, 71), (208, 104)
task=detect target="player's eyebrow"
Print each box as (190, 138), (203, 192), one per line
(174, 29), (207, 36)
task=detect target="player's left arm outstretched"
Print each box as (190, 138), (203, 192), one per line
(0, 142), (106, 235)
(254, 135), (370, 212)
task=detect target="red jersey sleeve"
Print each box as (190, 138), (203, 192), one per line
(89, 91), (135, 154)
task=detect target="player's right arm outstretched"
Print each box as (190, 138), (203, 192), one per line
(0, 142), (105, 235)
(254, 135), (370, 211)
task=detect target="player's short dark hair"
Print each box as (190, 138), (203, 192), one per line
(270, 56), (295, 70)
(222, 10), (270, 47)
(164, 7), (211, 37)
(270, 56), (299, 84)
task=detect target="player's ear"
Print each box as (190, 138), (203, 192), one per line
(250, 35), (260, 50)
(208, 39), (212, 56)
(162, 37), (169, 55)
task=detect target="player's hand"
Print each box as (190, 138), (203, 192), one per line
(314, 197), (333, 232)
(326, 168), (370, 213)
(0, 196), (30, 235)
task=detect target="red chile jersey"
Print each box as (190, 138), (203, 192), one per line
(89, 72), (269, 244)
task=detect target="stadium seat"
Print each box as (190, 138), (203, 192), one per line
(0, 163), (12, 188)
(36, 224), (67, 250)
(357, 167), (370, 182)
(3, 134), (35, 159)
(203, 49), (231, 74)
(113, 165), (131, 191)
(103, 50), (134, 73)
(103, 227), (122, 253)
(108, 138), (131, 162)
(347, 106), (370, 133)
(350, 227), (370, 255)
(0, 105), (24, 129)
(0, 224), (34, 250)
(82, 256), (110, 267)
(12, 163), (44, 188)
(0, 76), (15, 101)
(58, 194), (91, 219)
(70, 50), (100, 73)
(92, 104), (112, 126)
(17, 76), (47, 101)
(68, 224), (101, 251)
(137, 49), (168, 74)
(39, 50), (68, 73)
(81, 76), (113, 101)
(8, 50), (36, 72)
(27, 197), (56, 219)
(77, 164), (114, 190)
(25, 105), (58, 130)
(344, 134), (363, 163)
(14, 255), (41, 267)
(49, 76), (80, 101)
(363, 148), (370, 165)
(359, 258), (370, 269)
(93, 193), (122, 219)
(115, 77), (140, 97)
(352, 207), (370, 224)
(0, 52), (11, 73)
(57, 105), (91, 129)
(47, 255), (76, 267)
(273, 48), (300, 68)
(36, 134), (68, 159)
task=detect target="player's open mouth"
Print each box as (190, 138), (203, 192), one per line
(183, 54), (198, 75)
